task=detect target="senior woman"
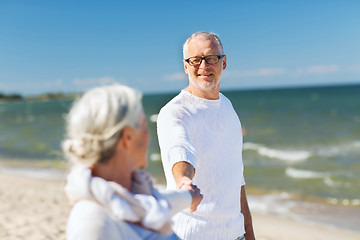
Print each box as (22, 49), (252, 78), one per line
(63, 85), (202, 240)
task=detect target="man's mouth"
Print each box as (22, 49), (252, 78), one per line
(197, 73), (213, 77)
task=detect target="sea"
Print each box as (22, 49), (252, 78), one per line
(1, 84), (359, 231)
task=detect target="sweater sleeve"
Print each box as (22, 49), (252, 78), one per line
(168, 146), (197, 170)
(157, 106), (198, 171)
(157, 189), (192, 216)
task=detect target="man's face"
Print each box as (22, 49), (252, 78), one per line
(184, 38), (226, 93)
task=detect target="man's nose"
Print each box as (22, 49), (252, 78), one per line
(198, 58), (209, 68)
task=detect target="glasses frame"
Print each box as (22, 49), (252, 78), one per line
(184, 55), (225, 66)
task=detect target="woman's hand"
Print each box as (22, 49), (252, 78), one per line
(131, 170), (153, 195)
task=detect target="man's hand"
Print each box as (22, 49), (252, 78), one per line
(172, 162), (202, 212)
(179, 179), (203, 212)
(176, 176), (193, 189)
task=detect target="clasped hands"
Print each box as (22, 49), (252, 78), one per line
(177, 176), (203, 213)
(131, 171), (203, 213)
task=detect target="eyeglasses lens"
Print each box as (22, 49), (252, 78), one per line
(205, 56), (220, 64)
(188, 55), (220, 66)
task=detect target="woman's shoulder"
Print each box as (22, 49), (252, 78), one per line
(66, 200), (180, 240)
(66, 200), (137, 240)
(68, 200), (107, 222)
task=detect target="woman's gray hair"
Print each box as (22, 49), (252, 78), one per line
(183, 31), (224, 59)
(62, 84), (143, 167)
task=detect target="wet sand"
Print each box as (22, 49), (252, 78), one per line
(253, 213), (360, 240)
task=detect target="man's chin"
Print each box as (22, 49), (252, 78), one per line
(189, 77), (218, 92)
(198, 81), (218, 91)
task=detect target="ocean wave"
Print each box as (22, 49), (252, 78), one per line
(248, 193), (360, 231)
(315, 140), (360, 158)
(323, 177), (343, 187)
(149, 114), (158, 123)
(248, 192), (295, 215)
(244, 140), (360, 162)
(285, 167), (345, 188)
(285, 167), (329, 179)
(150, 153), (161, 162)
(243, 142), (311, 162)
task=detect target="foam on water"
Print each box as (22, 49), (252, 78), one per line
(150, 153), (161, 162)
(285, 167), (329, 179)
(243, 142), (311, 162)
(248, 192), (360, 231)
(149, 114), (158, 123)
(244, 140), (360, 163)
(248, 192), (295, 215)
(323, 177), (341, 187)
(315, 140), (360, 158)
(285, 168), (350, 190)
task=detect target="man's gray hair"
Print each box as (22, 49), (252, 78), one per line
(62, 84), (143, 167)
(183, 31), (224, 59)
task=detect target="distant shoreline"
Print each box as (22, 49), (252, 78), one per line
(0, 92), (81, 103)
(144, 82), (360, 96)
(1, 82), (360, 101)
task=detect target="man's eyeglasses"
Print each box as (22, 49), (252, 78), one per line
(184, 55), (225, 66)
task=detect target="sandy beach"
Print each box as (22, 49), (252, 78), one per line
(0, 170), (359, 240)
(0, 171), (69, 240)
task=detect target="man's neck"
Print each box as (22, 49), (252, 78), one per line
(185, 86), (219, 100)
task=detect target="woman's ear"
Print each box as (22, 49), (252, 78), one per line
(119, 126), (133, 150)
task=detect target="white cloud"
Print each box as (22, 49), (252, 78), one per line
(73, 76), (118, 86)
(295, 65), (340, 75)
(223, 68), (286, 78)
(349, 64), (360, 72)
(307, 65), (339, 73)
(163, 72), (187, 81)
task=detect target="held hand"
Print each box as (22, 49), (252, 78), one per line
(176, 176), (193, 190)
(180, 183), (203, 213)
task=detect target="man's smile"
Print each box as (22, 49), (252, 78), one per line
(197, 73), (213, 77)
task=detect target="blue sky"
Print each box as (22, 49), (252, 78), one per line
(1, 0), (359, 95)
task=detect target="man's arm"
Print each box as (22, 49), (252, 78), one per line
(172, 161), (202, 212)
(172, 161), (195, 187)
(241, 185), (255, 240)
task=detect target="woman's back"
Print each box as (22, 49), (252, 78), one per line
(67, 200), (180, 240)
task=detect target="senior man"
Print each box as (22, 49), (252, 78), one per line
(157, 31), (255, 240)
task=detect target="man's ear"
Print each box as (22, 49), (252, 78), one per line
(222, 55), (227, 70)
(183, 60), (189, 75)
(119, 126), (133, 150)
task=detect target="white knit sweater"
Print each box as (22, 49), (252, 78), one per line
(157, 90), (246, 240)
